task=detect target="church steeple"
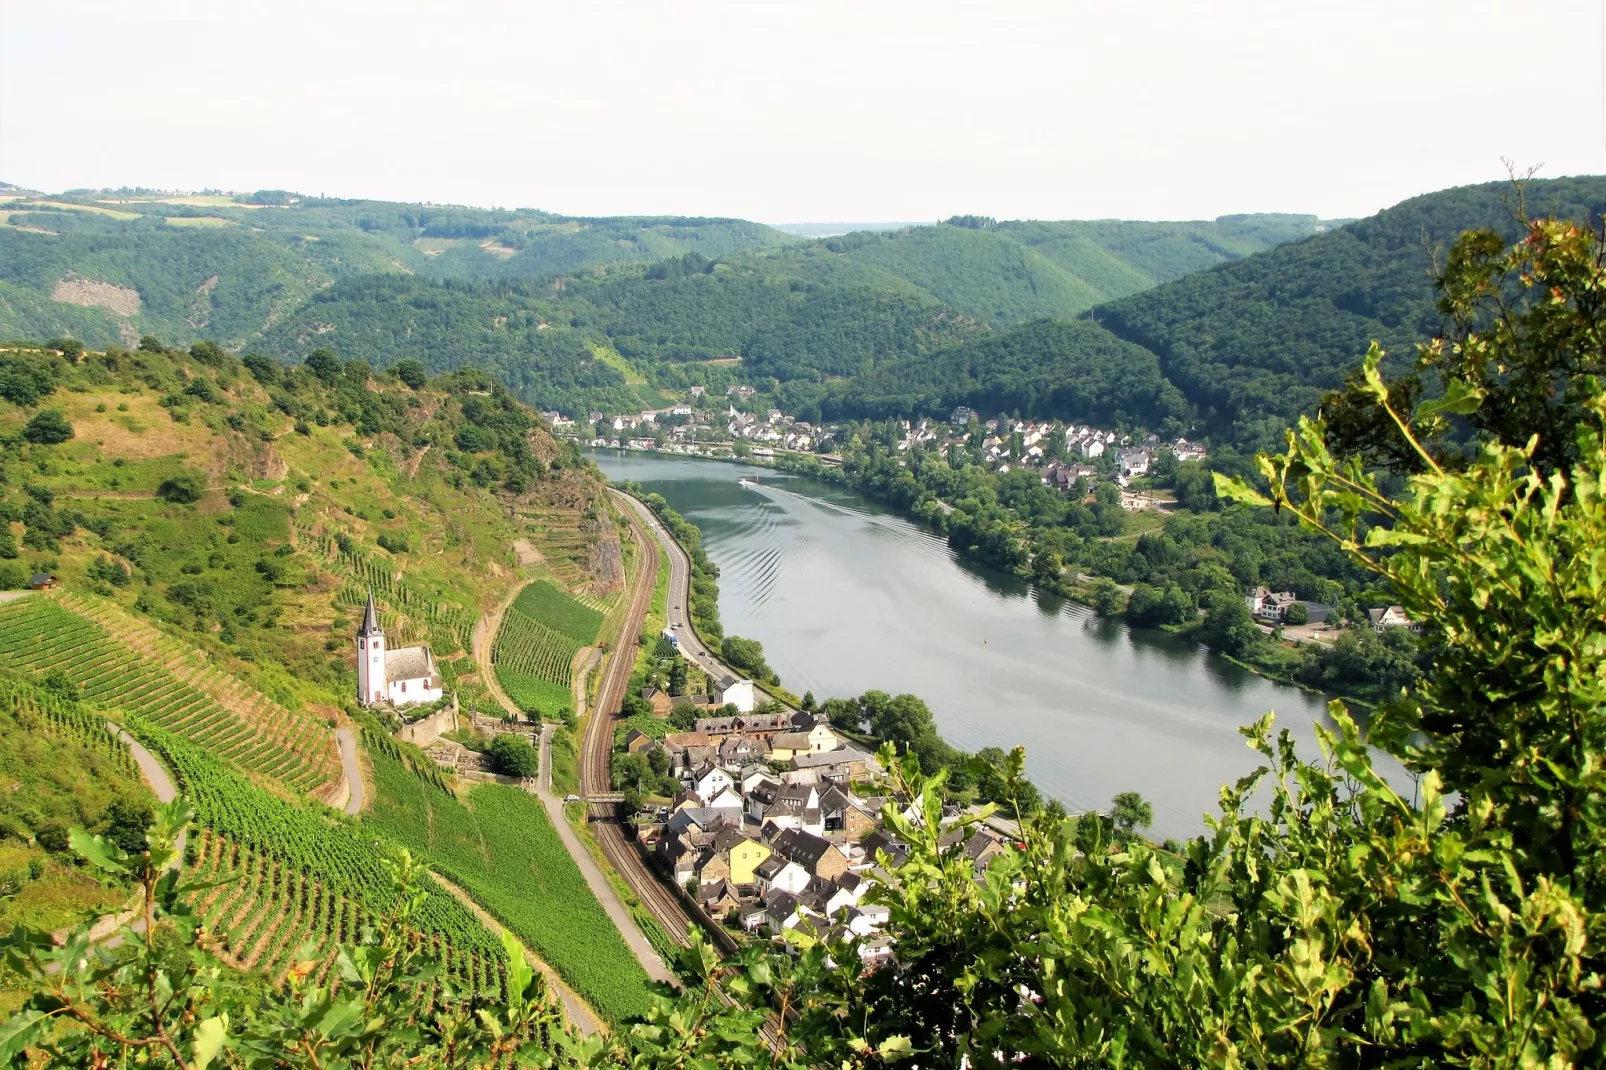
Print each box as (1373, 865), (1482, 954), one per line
(357, 590), (382, 638)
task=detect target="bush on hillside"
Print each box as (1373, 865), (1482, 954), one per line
(22, 409), (73, 444)
(488, 733), (538, 779)
(156, 474), (204, 504)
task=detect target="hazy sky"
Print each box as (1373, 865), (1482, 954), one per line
(2, 0), (1600, 223)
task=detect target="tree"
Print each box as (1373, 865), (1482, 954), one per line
(488, 733), (538, 778)
(156, 474), (205, 504)
(189, 340), (225, 367)
(1198, 588), (1261, 657)
(242, 352), (280, 385)
(46, 338), (83, 361)
(304, 347), (342, 384)
(394, 358), (428, 389)
(1282, 600), (1309, 625)
(1109, 791), (1153, 839)
(1089, 577), (1124, 617)
(22, 409), (72, 444)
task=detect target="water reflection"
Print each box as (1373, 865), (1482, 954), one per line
(591, 450), (1380, 839)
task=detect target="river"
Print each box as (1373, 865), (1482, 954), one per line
(593, 450), (1361, 840)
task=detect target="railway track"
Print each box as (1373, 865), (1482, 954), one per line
(585, 491), (785, 1051)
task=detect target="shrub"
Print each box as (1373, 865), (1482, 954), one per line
(156, 474), (205, 504)
(488, 733), (538, 778)
(22, 409), (73, 444)
(377, 532), (409, 554)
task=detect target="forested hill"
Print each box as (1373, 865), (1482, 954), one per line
(751, 213), (1331, 326)
(799, 177), (1606, 451)
(1088, 175), (1606, 449)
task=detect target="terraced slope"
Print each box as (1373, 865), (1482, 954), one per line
(0, 595), (340, 797)
(138, 721), (507, 993)
(188, 829), (502, 992)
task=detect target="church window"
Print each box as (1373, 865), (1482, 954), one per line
(401, 680), (407, 693)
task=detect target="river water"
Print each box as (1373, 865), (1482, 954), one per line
(593, 450), (1353, 840)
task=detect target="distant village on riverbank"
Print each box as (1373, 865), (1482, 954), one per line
(546, 384), (1204, 512)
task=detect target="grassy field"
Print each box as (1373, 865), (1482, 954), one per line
(365, 748), (654, 1022)
(164, 216), (236, 228)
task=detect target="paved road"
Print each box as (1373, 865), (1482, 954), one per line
(472, 580), (676, 987)
(334, 727), (364, 815)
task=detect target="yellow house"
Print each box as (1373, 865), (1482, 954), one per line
(769, 723), (840, 762)
(728, 836), (773, 886)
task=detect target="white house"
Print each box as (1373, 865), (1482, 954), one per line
(712, 676), (755, 713)
(693, 764), (735, 801)
(356, 592), (443, 708)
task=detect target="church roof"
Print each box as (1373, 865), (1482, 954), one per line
(357, 591), (382, 638)
(384, 645), (435, 681)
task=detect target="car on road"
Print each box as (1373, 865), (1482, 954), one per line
(563, 793), (581, 803)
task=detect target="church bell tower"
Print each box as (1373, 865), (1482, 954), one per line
(356, 591), (386, 706)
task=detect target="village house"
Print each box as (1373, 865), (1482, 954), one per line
(711, 675), (756, 713)
(1368, 605), (1421, 633)
(694, 712), (793, 740)
(768, 722), (840, 761)
(639, 687), (673, 717)
(1245, 587), (1300, 623)
(1117, 447), (1151, 477)
(767, 827), (851, 883)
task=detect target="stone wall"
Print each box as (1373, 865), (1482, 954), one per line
(397, 701), (459, 747)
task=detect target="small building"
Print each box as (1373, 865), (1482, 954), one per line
(712, 676), (755, 713)
(27, 572), (55, 590)
(1245, 587), (1299, 623)
(950, 405), (978, 427)
(1368, 605), (1421, 633)
(639, 686), (673, 717)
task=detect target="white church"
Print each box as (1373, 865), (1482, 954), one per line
(356, 592), (443, 708)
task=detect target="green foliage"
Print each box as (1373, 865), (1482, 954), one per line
(511, 580), (603, 644)
(21, 409), (72, 445)
(487, 732), (538, 778)
(720, 634), (776, 685)
(155, 473), (205, 503)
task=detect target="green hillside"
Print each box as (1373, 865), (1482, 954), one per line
(761, 178), (1606, 451)
(1091, 176), (1606, 449)
(755, 214), (1330, 326)
(0, 190), (791, 348)
(0, 336), (648, 1014)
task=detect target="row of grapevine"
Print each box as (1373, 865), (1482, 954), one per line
(297, 523), (477, 655)
(0, 597), (337, 795)
(366, 750), (656, 1022)
(186, 829), (503, 994)
(509, 582), (604, 645)
(0, 669), (139, 778)
(129, 717), (508, 978)
(492, 610), (580, 685)
(360, 727), (452, 796)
